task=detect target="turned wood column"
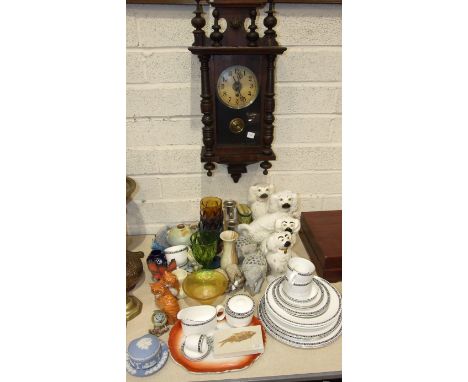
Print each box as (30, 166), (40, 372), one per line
(199, 54), (215, 176)
(260, 54), (276, 175)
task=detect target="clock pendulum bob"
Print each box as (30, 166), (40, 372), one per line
(229, 118), (245, 134)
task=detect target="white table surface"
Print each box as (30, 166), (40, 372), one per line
(126, 235), (342, 382)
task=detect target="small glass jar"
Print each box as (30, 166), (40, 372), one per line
(223, 200), (238, 230)
(237, 204), (253, 224)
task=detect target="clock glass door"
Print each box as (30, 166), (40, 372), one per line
(213, 56), (263, 146)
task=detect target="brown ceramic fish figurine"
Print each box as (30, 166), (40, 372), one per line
(219, 331), (256, 347)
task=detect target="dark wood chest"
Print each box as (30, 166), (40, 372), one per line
(299, 210), (342, 283)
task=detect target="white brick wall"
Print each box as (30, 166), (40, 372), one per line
(126, 3), (342, 235)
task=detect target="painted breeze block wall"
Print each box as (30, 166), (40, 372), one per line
(127, 3), (342, 235)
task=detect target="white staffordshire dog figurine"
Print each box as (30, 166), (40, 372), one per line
(268, 190), (299, 216)
(248, 183), (274, 220)
(274, 216), (301, 246)
(261, 231), (295, 282)
(238, 212), (290, 244)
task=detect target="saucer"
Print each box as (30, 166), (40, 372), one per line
(275, 277), (324, 310)
(271, 279), (331, 319)
(265, 277), (341, 329)
(126, 342), (169, 377)
(281, 277), (319, 301)
(181, 338), (212, 361)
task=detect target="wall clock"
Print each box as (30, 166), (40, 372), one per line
(189, 0), (286, 182)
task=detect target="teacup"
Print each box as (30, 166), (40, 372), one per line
(284, 257), (316, 298)
(225, 294), (255, 328)
(184, 334), (209, 354)
(164, 245), (189, 267)
(286, 257), (315, 285)
(177, 305), (225, 336)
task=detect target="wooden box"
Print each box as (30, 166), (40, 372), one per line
(299, 210), (342, 283)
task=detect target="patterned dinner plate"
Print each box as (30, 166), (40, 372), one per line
(265, 277), (341, 329)
(168, 316), (266, 373)
(259, 297), (342, 349)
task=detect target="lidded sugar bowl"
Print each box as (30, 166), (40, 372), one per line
(126, 334), (169, 377)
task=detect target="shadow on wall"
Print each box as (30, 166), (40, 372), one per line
(127, 200), (145, 233)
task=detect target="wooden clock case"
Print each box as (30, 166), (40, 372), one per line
(189, 0), (286, 182)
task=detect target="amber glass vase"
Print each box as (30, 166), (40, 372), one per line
(199, 197), (223, 232)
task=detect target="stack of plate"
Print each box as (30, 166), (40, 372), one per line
(259, 276), (342, 348)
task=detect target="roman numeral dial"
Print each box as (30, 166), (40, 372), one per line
(216, 65), (259, 110)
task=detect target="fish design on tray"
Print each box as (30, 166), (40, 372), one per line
(219, 331), (256, 347)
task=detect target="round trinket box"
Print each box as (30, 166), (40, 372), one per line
(126, 334), (169, 377)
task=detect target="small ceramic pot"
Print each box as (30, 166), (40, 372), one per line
(167, 224), (193, 247)
(127, 334), (163, 370)
(164, 245), (189, 268)
(224, 294), (255, 328)
(177, 305), (225, 336)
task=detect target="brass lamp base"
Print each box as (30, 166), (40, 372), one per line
(126, 294), (142, 322)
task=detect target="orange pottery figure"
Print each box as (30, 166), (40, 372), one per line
(149, 271), (180, 325)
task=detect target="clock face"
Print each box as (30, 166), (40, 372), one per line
(216, 65), (259, 109)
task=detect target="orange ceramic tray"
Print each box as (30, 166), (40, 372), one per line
(168, 316), (266, 373)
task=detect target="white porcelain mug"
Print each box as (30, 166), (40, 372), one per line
(286, 257), (315, 285)
(164, 245), (189, 267)
(177, 305), (225, 336)
(224, 294), (255, 328)
(184, 334), (209, 354)
(284, 257), (316, 298)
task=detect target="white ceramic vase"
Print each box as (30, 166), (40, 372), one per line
(220, 230), (239, 271)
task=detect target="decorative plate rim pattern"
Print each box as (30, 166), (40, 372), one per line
(260, 296), (341, 340)
(265, 277), (340, 327)
(259, 298), (342, 349)
(287, 264), (315, 276)
(225, 294), (255, 319)
(276, 278), (324, 310)
(273, 279), (330, 318)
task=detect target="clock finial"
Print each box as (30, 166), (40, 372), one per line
(264, 0), (278, 46)
(210, 8), (223, 47)
(247, 8), (259, 47)
(191, 0), (206, 46)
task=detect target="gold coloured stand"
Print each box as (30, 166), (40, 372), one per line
(126, 294), (142, 322)
(126, 177), (144, 323)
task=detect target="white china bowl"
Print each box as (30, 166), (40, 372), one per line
(225, 294), (255, 328)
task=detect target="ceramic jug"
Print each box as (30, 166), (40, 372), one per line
(219, 230), (239, 271)
(167, 224), (192, 247)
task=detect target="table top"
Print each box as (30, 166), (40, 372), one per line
(126, 235), (342, 382)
